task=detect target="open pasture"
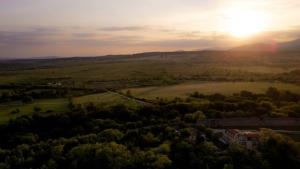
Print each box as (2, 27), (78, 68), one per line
(73, 92), (139, 107)
(0, 98), (69, 124)
(123, 81), (300, 99)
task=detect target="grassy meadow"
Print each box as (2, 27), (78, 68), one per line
(0, 92), (140, 124)
(122, 81), (300, 99)
(0, 51), (300, 89)
(0, 98), (69, 124)
(1, 51), (300, 123)
(73, 92), (139, 107)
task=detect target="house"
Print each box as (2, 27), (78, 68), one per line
(221, 129), (259, 149)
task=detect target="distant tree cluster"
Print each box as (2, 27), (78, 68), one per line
(189, 87), (300, 118)
(0, 89), (69, 104)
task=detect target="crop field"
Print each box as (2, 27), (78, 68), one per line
(0, 60), (255, 84)
(0, 92), (139, 124)
(123, 81), (300, 99)
(223, 66), (295, 74)
(0, 91), (143, 124)
(1, 51), (300, 123)
(1, 51), (300, 89)
(0, 98), (69, 124)
(73, 92), (139, 107)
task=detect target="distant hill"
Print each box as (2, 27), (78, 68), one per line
(232, 38), (300, 52)
(279, 38), (300, 51)
(30, 56), (63, 60)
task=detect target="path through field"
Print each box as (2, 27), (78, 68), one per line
(105, 89), (152, 105)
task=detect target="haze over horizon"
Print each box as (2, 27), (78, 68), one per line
(1, 0), (300, 58)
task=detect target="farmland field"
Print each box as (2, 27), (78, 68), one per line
(0, 98), (69, 124)
(1, 51), (300, 123)
(0, 92), (137, 124)
(0, 51), (300, 89)
(123, 81), (300, 99)
(73, 92), (139, 107)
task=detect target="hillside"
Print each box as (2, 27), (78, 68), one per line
(232, 38), (300, 52)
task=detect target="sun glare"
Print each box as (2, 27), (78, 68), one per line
(224, 9), (268, 38)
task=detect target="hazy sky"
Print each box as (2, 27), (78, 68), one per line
(1, 0), (300, 58)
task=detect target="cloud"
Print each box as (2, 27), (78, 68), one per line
(98, 25), (179, 34)
(72, 33), (98, 38)
(0, 28), (142, 47)
(63, 35), (142, 46)
(140, 39), (223, 49)
(0, 26), (64, 46)
(0, 30), (56, 46)
(31, 27), (61, 34)
(99, 26), (148, 32)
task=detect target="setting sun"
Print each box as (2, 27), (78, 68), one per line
(224, 9), (268, 38)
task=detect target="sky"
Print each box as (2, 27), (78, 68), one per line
(1, 0), (300, 58)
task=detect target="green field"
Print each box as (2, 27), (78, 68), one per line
(1, 51), (300, 89)
(0, 98), (69, 124)
(73, 92), (139, 107)
(1, 51), (300, 123)
(123, 82), (300, 99)
(2, 81), (298, 124)
(0, 92), (139, 124)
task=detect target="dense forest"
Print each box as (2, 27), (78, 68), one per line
(0, 87), (299, 169)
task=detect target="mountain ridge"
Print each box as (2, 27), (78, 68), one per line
(231, 38), (300, 52)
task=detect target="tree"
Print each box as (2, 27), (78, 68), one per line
(195, 111), (206, 121)
(97, 129), (124, 142)
(227, 143), (263, 169)
(240, 90), (254, 98)
(0, 163), (9, 169)
(126, 90), (132, 97)
(266, 87), (280, 99)
(141, 132), (160, 147)
(259, 129), (300, 169)
(258, 101), (275, 116)
(223, 164), (234, 169)
(152, 155), (172, 169)
(67, 143), (130, 169)
(33, 106), (42, 113)
(22, 95), (34, 103)
(10, 108), (20, 114)
(1, 92), (10, 99)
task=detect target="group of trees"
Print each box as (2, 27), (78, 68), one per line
(189, 87), (300, 118)
(0, 96), (299, 169)
(0, 86), (299, 168)
(0, 89), (69, 104)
